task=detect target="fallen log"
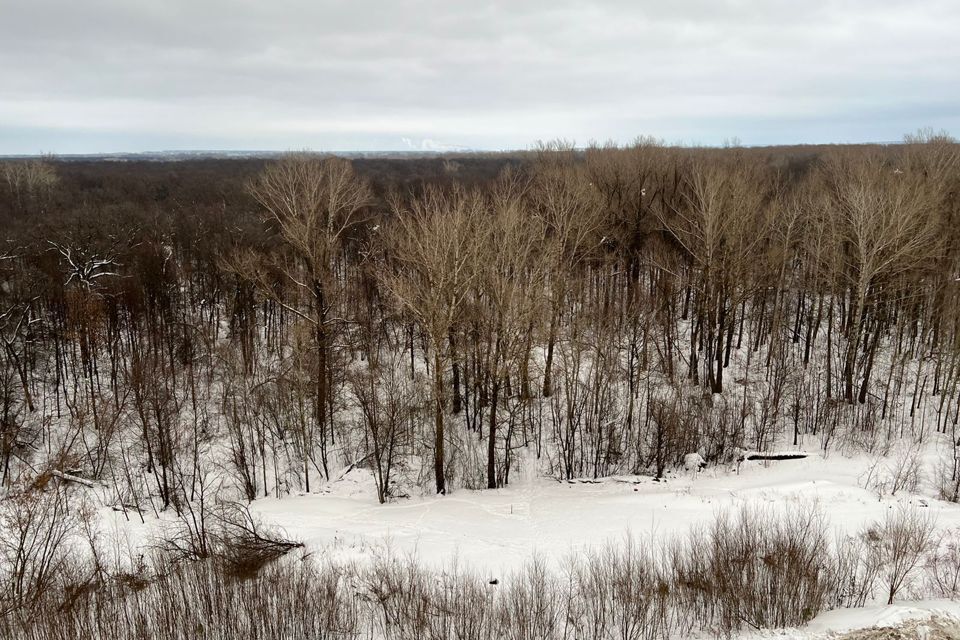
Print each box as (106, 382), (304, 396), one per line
(743, 452), (808, 461)
(51, 470), (95, 488)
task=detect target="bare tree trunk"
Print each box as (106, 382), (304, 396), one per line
(542, 308), (558, 397)
(433, 350), (446, 495)
(449, 331), (462, 414)
(487, 377), (499, 489)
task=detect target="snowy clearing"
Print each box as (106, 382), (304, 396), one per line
(233, 448), (959, 574)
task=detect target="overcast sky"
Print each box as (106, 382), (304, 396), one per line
(1, 0), (958, 154)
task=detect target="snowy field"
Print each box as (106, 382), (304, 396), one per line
(93, 438), (960, 638)
(246, 451), (955, 573)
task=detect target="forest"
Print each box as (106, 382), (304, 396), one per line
(1, 133), (959, 637)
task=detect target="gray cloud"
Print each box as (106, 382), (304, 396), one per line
(1, 0), (958, 153)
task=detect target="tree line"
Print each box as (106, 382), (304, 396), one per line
(0, 134), (958, 504)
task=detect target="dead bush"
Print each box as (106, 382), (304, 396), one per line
(871, 506), (938, 604)
(568, 539), (671, 640)
(672, 504), (833, 635)
(925, 528), (960, 599)
(156, 495), (302, 578)
(0, 486), (80, 613)
(833, 532), (882, 608)
(860, 443), (923, 498)
(495, 557), (561, 640)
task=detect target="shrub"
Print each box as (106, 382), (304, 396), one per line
(672, 505), (833, 635)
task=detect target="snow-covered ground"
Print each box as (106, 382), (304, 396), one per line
(95, 437), (960, 638)
(745, 601), (960, 638)
(236, 448), (955, 574)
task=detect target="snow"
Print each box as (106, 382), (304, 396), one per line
(739, 601), (960, 638)
(684, 451), (707, 470)
(239, 444), (960, 575)
(805, 601), (960, 634)
(90, 432), (960, 638)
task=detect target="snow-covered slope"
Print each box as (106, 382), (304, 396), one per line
(742, 601), (960, 638)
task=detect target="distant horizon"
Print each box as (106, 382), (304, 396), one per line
(0, 135), (934, 160)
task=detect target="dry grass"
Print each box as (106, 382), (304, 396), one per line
(0, 504), (878, 640)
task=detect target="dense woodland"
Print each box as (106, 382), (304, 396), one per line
(1, 135), (960, 635)
(1, 135), (959, 507)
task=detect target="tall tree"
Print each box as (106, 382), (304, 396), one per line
(242, 154), (372, 488)
(381, 185), (484, 494)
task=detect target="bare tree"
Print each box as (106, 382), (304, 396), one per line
(657, 154), (772, 393)
(531, 142), (605, 397)
(1, 159), (58, 214)
(475, 169), (546, 487)
(238, 154), (373, 488)
(872, 506), (938, 604)
(348, 350), (417, 503)
(0, 486), (78, 613)
(823, 143), (956, 403)
(380, 184), (485, 494)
